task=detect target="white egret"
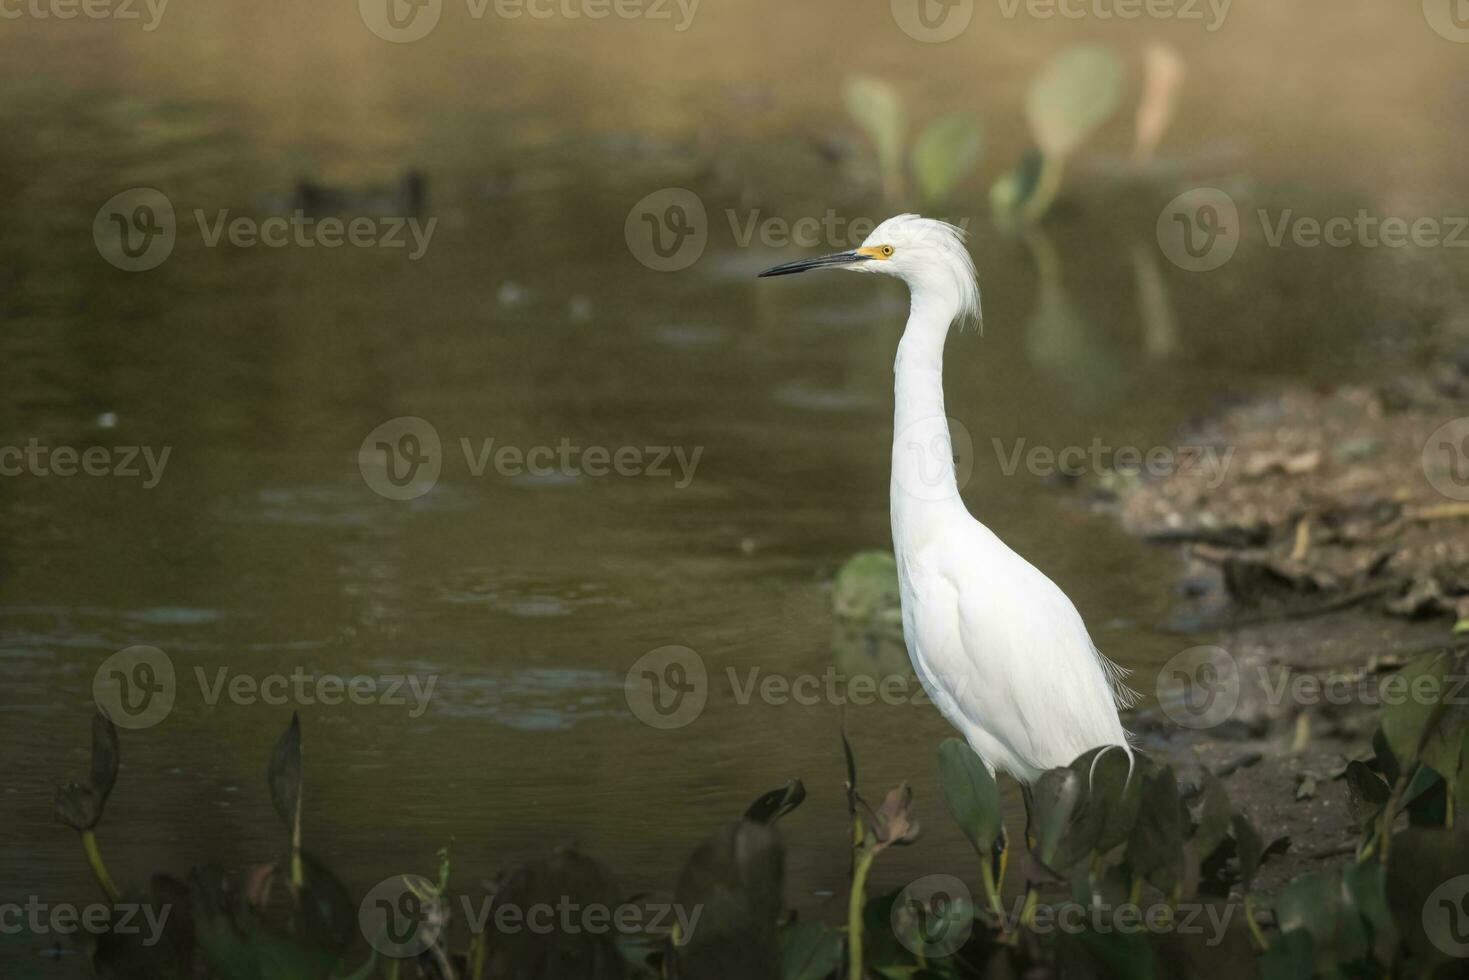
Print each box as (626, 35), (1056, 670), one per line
(760, 214), (1134, 782)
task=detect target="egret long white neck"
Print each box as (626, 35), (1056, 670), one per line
(891, 292), (964, 532)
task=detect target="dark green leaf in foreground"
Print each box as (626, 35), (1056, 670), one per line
(1381, 652), (1450, 769)
(1124, 768), (1185, 892)
(1342, 759), (1391, 828)
(937, 738), (1002, 857)
(267, 713), (302, 833)
(745, 779), (807, 825)
(673, 819), (784, 980)
(1259, 929), (1316, 980)
(1193, 769), (1234, 861)
(1384, 827), (1469, 962)
(779, 921), (842, 980)
(1030, 767), (1083, 871)
(54, 710), (120, 832)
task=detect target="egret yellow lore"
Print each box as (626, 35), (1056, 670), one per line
(759, 214), (1134, 783)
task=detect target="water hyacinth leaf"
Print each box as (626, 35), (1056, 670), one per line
(1076, 927), (1154, 980)
(937, 738), (1002, 855)
(1372, 729), (1400, 784)
(1029, 767), (1082, 870)
(1124, 769), (1185, 891)
(1259, 929), (1316, 980)
(844, 75), (905, 199)
(1276, 868), (1371, 966)
(1418, 654), (1469, 778)
(295, 852), (356, 952)
(491, 849), (626, 980)
(746, 779), (807, 825)
(911, 114), (982, 205)
(1026, 45), (1125, 161)
(267, 713), (302, 833)
(779, 922), (842, 980)
(674, 820), (784, 979)
(1381, 652), (1449, 768)
(1342, 860), (1397, 965)
(990, 149), (1044, 218)
(1385, 828), (1469, 960)
(189, 866), (341, 980)
(1193, 769), (1233, 860)
(54, 710), (120, 832)
(1342, 759), (1390, 827)
(91, 874), (196, 979)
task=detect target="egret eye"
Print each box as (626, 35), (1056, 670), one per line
(880, 245), (895, 257)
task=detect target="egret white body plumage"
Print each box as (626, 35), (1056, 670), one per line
(760, 214), (1133, 782)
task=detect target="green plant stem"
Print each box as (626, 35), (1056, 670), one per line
(1020, 153), (1066, 224)
(1019, 887), (1039, 930)
(81, 830), (121, 903)
(979, 854), (1005, 919)
(1243, 895), (1268, 952)
(847, 845), (876, 980)
(1378, 773), (1411, 864)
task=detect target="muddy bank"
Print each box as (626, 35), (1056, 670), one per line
(1102, 351), (1469, 896)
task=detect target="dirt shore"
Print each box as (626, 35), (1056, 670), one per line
(1105, 354), (1469, 897)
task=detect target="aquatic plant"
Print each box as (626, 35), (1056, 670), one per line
(843, 76), (983, 207)
(39, 647), (1469, 978)
(993, 45), (1126, 223)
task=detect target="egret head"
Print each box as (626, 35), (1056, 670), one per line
(758, 214), (981, 328)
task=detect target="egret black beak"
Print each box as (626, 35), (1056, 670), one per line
(757, 250), (869, 277)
